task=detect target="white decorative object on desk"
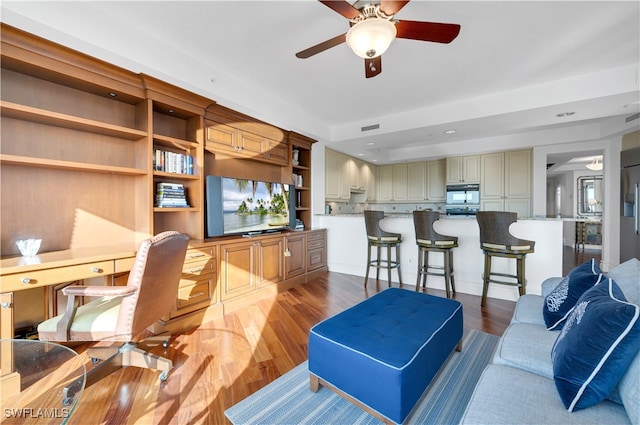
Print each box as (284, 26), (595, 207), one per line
(16, 239), (41, 256)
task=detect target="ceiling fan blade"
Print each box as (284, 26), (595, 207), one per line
(379, 1), (411, 16)
(395, 20), (461, 43)
(365, 56), (382, 78)
(319, 0), (361, 20)
(296, 33), (347, 59)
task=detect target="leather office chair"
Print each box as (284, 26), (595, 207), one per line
(413, 210), (458, 298)
(38, 231), (189, 394)
(476, 212), (535, 307)
(364, 210), (402, 287)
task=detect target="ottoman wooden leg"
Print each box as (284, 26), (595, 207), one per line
(310, 374), (320, 392)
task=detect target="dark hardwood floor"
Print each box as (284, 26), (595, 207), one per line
(563, 245), (602, 275)
(65, 272), (515, 425)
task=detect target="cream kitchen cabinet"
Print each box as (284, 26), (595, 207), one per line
(407, 162), (427, 201)
(480, 150), (531, 217)
(446, 155), (480, 184)
(426, 159), (446, 201)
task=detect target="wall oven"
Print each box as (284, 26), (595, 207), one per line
(446, 184), (480, 215)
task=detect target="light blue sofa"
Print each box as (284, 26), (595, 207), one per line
(461, 258), (640, 425)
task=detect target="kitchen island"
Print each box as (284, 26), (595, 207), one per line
(316, 214), (563, 302)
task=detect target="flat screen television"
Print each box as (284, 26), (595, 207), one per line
(206, 176), (296, 237)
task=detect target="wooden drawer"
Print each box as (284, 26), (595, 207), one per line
(307, 248), (326, 272)
(177, 278), (213, 309)
(185, 247), (215, 262)
(0, 260), (114, 291)
(182, 257), (216, 276)
(307, 237), (324, 250)
(307, 230), (325, 242)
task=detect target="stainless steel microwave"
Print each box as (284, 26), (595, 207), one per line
(446, 184), (480, 205)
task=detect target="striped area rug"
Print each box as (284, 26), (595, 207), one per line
(225, 328), (499, 424)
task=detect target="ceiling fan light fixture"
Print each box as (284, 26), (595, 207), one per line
(346, 18), (397, 59)
(585, 157), (603, 171)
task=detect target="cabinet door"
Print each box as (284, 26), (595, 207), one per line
(206, 123), (238, 153)
(339, 154), (351, 199)
(407, 162), (427, 201)
(220, 241), (256, 300)
(463, 155), (481, 183)
(481, 199), (504, 212)
(285, 233), (306, 279)
(377, 165), (394, 201)
(426, 159), (446, 201)
(360, 161), (377, 201)
(258, 237), (284, 286)
(238, 131), (264, 157)
(446, 157), (463, 183)
(345, 157), (360, 190)
(505, 198), (531, 218)
(392, 164), (408, 201)
(505, 150), (531, 198)
(325, 149), (342, 200)
(481, 152), (505, 199)
(263, 139), (288, 165)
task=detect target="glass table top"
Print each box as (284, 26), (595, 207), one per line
(0, 339), (86, 424)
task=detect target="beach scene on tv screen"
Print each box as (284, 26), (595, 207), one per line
(222, 178), (290, 234)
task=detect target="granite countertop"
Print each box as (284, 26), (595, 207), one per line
(316, 213), (602, 221)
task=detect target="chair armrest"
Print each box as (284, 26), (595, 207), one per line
(62, 285), (137, 297)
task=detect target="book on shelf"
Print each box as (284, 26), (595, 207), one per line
(156, 182), (190, 207)
(153, 149), (194, 175)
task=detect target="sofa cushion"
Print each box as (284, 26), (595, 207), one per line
(618, 348), (640, 425)
(543, 259), (602, 330)
(607, 258), (640, 306)
(460, 365), (630, 425)
(552, 278), (640, 412)
(493, 323), (556, 379)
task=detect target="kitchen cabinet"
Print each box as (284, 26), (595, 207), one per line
(359, 160), (377, 201)
(392, 164), (408, 201)
(480, 150), (531, 217)
(426, 159), (446, 201)
(325, 148), (344, 200)
(377, 165), (394, 201)
(407, 162), (427, 201)
(446, 155), (480, 184)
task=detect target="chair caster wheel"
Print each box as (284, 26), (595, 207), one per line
(62, 396), (73, 406)
(90, 357), (99, 364)
(162, 339), (169, 349)
(159, 371), (168, 382)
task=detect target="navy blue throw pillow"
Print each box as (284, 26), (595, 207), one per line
(551, 278), (640, 412)
(543, 259), (602, 330)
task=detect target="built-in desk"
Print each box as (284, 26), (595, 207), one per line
(0, 245), (138, 340)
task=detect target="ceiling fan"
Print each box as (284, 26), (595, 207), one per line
(296, 0), (461, 78)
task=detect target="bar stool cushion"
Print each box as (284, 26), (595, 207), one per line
(543, 259), (603, 330)
(482, 242), (533, 252)
(417, 238), (456, 246)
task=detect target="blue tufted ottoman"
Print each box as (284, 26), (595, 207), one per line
(308, 288), (463, 424)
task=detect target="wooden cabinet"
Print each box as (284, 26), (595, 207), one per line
(325, 149), (343, 201)
(325, 149), (374, 201)
(258, 236), (284, 286)
(284, 233), (306, 279)
(480, 150), (531, 217)
(392, 164), (408, 201)
(446, 155), (480, 184)
(220, 240), (257, 300)
(206, 123), (288, 166)
(290, 132), (315, 229)
(167, 245), (218, 320)
(306, 229), (327, 273)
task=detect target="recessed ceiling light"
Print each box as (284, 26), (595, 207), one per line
(556, 111), (575, 117)
(168, 109), (175, 114)
(372, 159), (378, 162)
(444, 129), (456, 134)
(108, 92), (117, 97)
(367, 142), (376, 146)
(624, 100), (640, 108)
(357, 153), (364, 156)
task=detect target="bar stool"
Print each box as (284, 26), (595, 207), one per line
(476, 211), (535, 307)
(413, 210), (458, 298)
(364, 210), (402, 287)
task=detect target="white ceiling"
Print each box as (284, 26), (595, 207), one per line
(2, 1), (639, 166)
